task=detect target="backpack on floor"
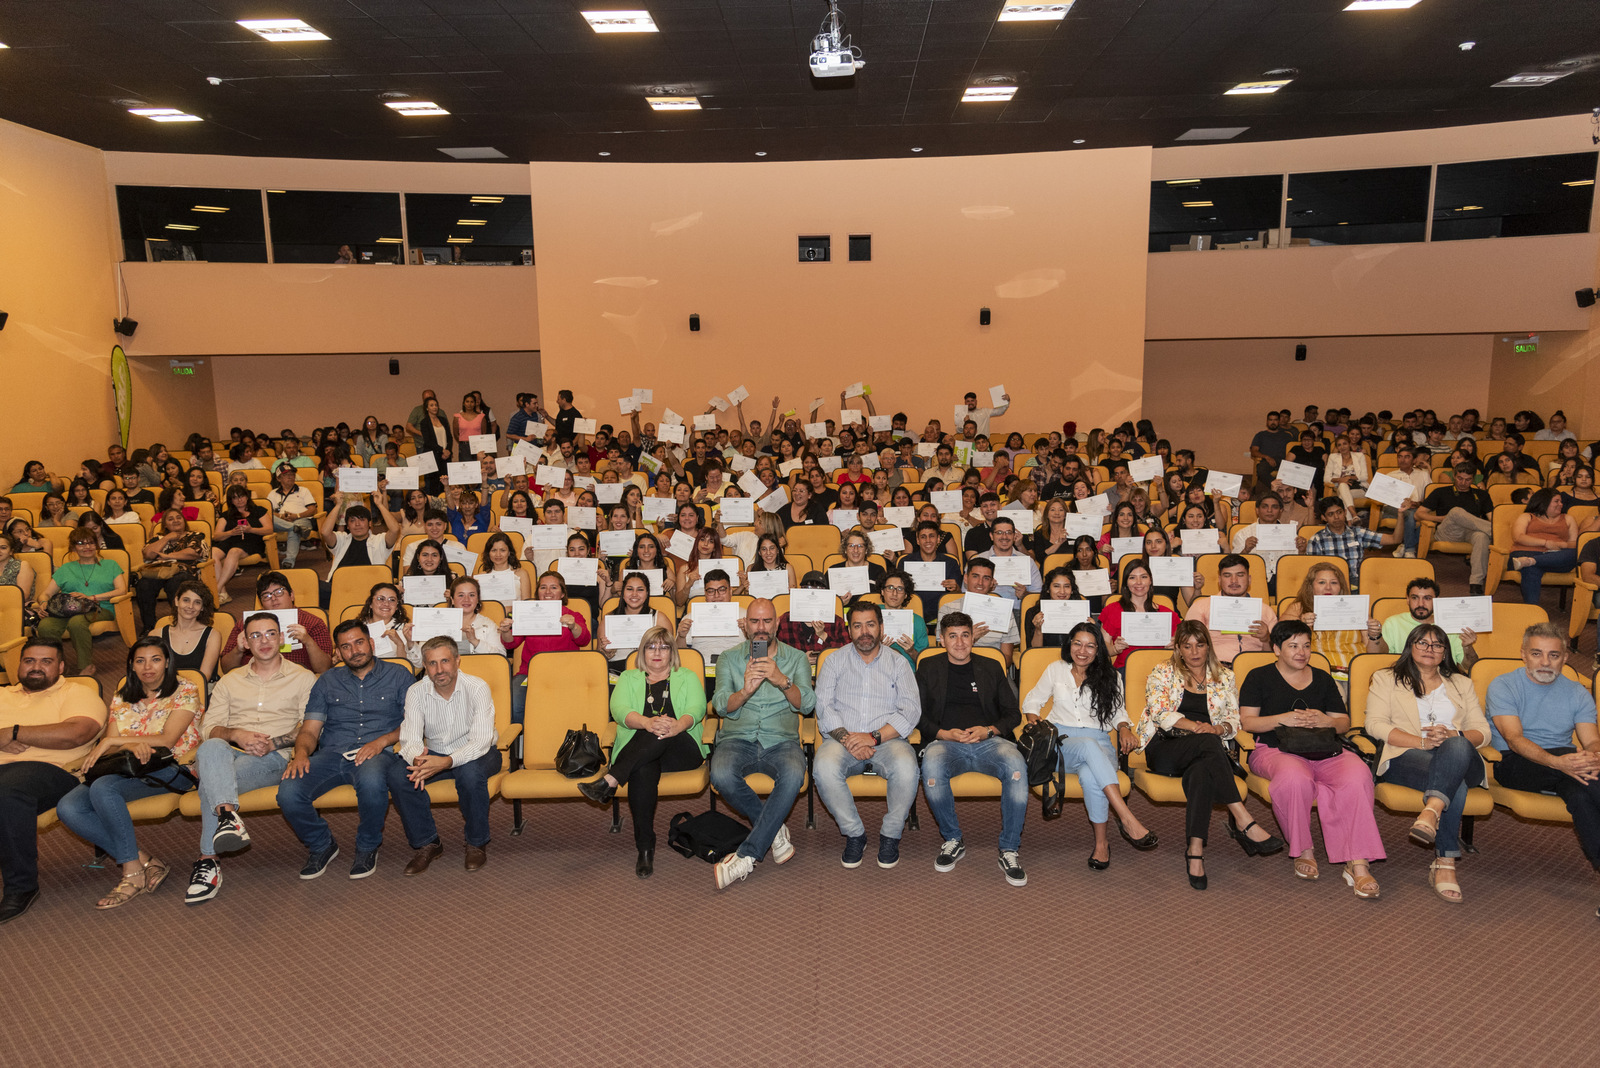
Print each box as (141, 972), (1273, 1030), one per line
(1016, 718), (1066, 820)
(667, 809), (751, 863)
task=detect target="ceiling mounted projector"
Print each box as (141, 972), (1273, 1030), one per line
(810, 1), (863, 79)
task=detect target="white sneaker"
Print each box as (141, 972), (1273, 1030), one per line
(770, 825), (795, 865)
(714, 852), (755, 890)
(1392, 545), (1406, 558)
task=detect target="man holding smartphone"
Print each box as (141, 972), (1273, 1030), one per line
(709, 598), (815, 891)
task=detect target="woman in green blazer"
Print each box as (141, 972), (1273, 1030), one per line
(579, 626), (708, 877)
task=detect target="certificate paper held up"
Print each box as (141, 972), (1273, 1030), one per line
(1433, 596), (1493, 634)
(1209, 596), (1262, 634)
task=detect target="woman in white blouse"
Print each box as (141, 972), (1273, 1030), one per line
(446, 576), (502, 657)
(1323, 435), (1370, 521)
(1022, 622), (1158, 870)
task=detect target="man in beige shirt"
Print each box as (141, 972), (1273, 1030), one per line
(185, 612), (314, 905)
(0, 638), (107, 923)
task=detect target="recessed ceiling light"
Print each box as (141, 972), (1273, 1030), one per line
(647, 95), (700, 110)
(470, 195), (505, 202)
(962, 86), (1017, 102)
(1493, 71), (1571, 88)
(1165, 179), (1202, 185)
(1344, 0), (1422, 9)
(581, 10), (659, 33)
(456, 219), (487, 225)
(1338, 221), (1349, 225)
(1226, 79), (1291, 95)
(1456, 205), (1484, 211)
(129, 107), (202, 123)
(1181, 201), (1214, 208)
(386, 101), (449, 116)
(375, 237), (404, 244)
(1176, 127), (1248, 140)
(910, 147), (923, 152)
(997, 3), (1073, 21)
(1564, 179), (1595, 186)
(237, 19), (330, 42)
(267, 190), (286, 194)
(1072, 138), (1085, 144)
(446, 236), (474, 244)
(755, 151), (767, 157)
(191, 205), (228, 213)
(165, 223), (199, 231)
(598, 151), (611, 156)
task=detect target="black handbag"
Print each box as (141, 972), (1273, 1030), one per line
(667, 809), (751, 863)
(1016, 719), (1066, 820)
(555, 724), (603, 778)
(81, 747), (196, 792)
(1273, 700), (1343, 761)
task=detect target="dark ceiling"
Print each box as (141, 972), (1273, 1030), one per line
(1, 0), (1598, 164)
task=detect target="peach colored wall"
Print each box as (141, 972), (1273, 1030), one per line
(1143, 334), (1493, 469)
(102, 150), (531, 196)
(1486, 234), (1600, 435)
(528, 149), (1152, 435)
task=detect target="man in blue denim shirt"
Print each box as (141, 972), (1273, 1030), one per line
(277, 621), (413, 881)
(709, 598), (815, 891)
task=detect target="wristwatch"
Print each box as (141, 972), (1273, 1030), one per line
(10, 724), (18, 742)
(870, 730), (882, 745)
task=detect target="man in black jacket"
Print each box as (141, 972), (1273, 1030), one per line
(915, 613), (1028, 886)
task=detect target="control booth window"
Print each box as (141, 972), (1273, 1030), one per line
(404, 194), (533, 265)
(1148, 175), (1283, 252)
(1285, 166), (1430, 246)
(267, 190), (404, 265)
(115, 186), (268, 262)
(1432, 152), (1597, 241)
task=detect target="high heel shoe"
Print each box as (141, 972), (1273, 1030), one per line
(578, 777), (616, 804)
(1229, 820), (1285, 857)
(636, 849), (654, 879)
(1185, 853), (1207, 891)
(1117, 821), (1158, 851)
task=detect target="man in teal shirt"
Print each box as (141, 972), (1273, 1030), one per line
(709, 598), (815, 891)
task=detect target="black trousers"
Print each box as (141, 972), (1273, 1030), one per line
(609, 730), (704, 851)
(1144, 732), (1245, 844)
(0, 761), (81, 895)
(1495, 748), (1600, 870)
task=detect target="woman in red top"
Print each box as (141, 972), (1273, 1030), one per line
(836, 452), (871, 488)
(1098, 558), (1178, 669)
(502, 571), (591, 723)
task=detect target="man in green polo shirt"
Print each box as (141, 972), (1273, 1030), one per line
(1367, 577), (1477, 667)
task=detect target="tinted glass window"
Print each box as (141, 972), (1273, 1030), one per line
(115, 186), (267, 262)
(1148, 175), (1283, 253)
(404, 194), (533, 265)
(1286, 166), (1430, 245)
(267, 190), (404, 265)
(1432, 152), (1596, 241)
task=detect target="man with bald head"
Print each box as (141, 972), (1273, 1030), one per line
(708, 597), (816, 890)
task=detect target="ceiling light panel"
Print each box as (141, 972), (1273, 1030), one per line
(386, 101), (449, 116)
(647, 96), (701, 110)
(470, 196), (505, 203)
(997, 4), (1073, 21)
(1181, 200), (1214, 207)
(1344, 0), (1422, 9)
(1492, 72), (1571, 88)
(191, 205), (228, 213)
(237, 19), (329, 42)
(1225, 79), (1291, 95)
(129, 107), (202, 122)
(1564, 179), (1595, 187)
(962, 86), (1017, 102)
(581, 10), (658, 33)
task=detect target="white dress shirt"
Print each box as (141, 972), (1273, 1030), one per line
(1020, 659), (1129, 731)
(398, 673), (495, 765)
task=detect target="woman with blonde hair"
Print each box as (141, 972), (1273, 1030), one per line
(1278, 561), (1373, 676)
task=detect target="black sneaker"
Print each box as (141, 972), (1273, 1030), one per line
(348, 850), (378, 880)
(841, 834), (868, 868)
(935, 838), (966, 872)
(211, 809), (250, 854)
(185, 858), (221, 905)
(998, 849), (1027, 887)
(877, 835), (901, 869)
(299, 843), (340, 880)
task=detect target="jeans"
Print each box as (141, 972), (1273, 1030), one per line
(1386, 506), (1420, 551)
(277, 748), (401, 854)
(920, 736), (1028, 852)
(511, 675), (527, 724)
(1058, 726), (1121, 824)
(385, 747), (502, 849)
(813, 736), (919, 841)
(708, 737), (807, 861)
(1513, 547), (1578, 604)
(194, 738), (289, 855)
(0, 761), (81, 895)
(273, 515), (314, 567)
(1494, 748), (1600, 870)
(1378, 738), (1484, 858)
(55, 763), (195, 865)
(1433, 509), (1492, 584)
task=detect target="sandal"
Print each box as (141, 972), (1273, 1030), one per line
(1293, 855), (1319, 881)
(95, 871), (148, 910)
(1409, 808), (1441, 847)
(143, 856), (171, 894)
(1429, 860), (1463, 903)
(1343, 861), (1380, 900)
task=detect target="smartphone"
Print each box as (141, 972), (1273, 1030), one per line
(751, 637), (769, 660)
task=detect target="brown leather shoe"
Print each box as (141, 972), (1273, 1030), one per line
(403, 841), (443, 876)
(464, 844), (487, 872)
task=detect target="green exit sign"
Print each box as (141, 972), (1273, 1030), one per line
(1514, 342), (1538, 354)
(171, 366), (195, 375)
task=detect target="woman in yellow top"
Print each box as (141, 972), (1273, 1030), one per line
(1277, 562), (1376, 678)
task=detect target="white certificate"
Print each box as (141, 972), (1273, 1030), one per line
(954, 404), (970, 426)
(1278, 461), (1316, 490)
(884, 506), (916, 528)
(573, 419), (597, 435)
(818, 456), (842, 473)
(1252, 523), (1299, 551)
(1041, 599), (1092, 633)
(1313, 594), (1370, 631)
(828, 565), (872, 599)
(868, 527), (904, 554)
(989, 384), (1006, 407)
(931, 491), (963, 513)
(720, 497), (754, 525)
(1365, 471), (1416, 511)
(337, 466), (378, 493)
(778, 458), (803, 477)
(657, 423), (685, 445)
(845, 381), (865, 398)
(641, 498), (676, 522)
(1204, 471), (1243, 498)
(446, 461), (481, 486)
(385, 466), (419, 490)
(860, 453), (879, 470)
(603, 612), (654, 654)
(511, 441), (543, 464)
(411, 607), (463, 644)
(962, 593), (1014, 632)
(574, 476), (597, 492)
(535, 464), (565, 487)
(916, 442), (938, 459)
(788, 588), (836, 623)
(869, 415), (892, 432)
(693, 414), (717, 432)
(1121, 611), (1173, 646)
(665, 530), (695, 559)
(366, 621), (392, 646)
(1077, 493), (1112, 516)
(1433, 595), (1494, 634)
(727, 385), (750, 405)
(556, 557), (599, 586)
(498, 516), (536, 544)
(599, 529), (637, 556)
(618, 397), (640, 415)
(403, 575), (448, 607)
(632, 388), (654, 404)
(1062, 514), (1104, 540)
(1181, 528), (1221, 555)
(569, 506), (597, 530)
(999, 507), (1036, 534)
(1128, 456), (1164, 482)
(882, 608), (914, 641)
(512, 600), (562, 636)
(840, 409), (863, 425)
(728, 456), (756, 474)
(468, 434), (496, 455)
(747, 569), (790, 599)
(1110, 537), (1144, 563)
(495, 455), (526, 480)
(443, 542), (478, 572)
(708, 396), (729, 412)
(691, 602), (742, 637)
(477, 569), (521, 605)
(974, 451), (995, 467)
(1148, 555), (1194, 587)
(810, 398), (825, 415)
(408, 451), (438, 475)
(269, 609), (304, 650)
(623, 568), (664, 595)
(697, 557), (739, 581)
(1209, 596), (1262, 634)
(988, 554), (1032, 586)
(904, 561), (949, 592)
(593, 483), (624, 505)
(804, 422), (828, 439)
(1074, 568), (1113, 596)
(521, 523), (568, 552)
(737, 471), (766, 497)
(757, 487), (789, 513)
(831, 508), (859, 530)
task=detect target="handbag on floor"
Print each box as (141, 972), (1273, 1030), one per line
(667, 809), (751, 863)
(555, 724), (603, 778)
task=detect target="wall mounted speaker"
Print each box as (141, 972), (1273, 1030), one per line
(979, 307), (991, 326)
(0, 311), (8, 331)
(389, 358), (400, 375)
(112, 317), (138, 337)
(689, 314), (701, 332)
(1578, 288), (1597, 309)
(1294, 343), (1307, 362)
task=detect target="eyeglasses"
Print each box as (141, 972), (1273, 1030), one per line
(643, 644), (672, 652)
(245, 629), (280, 641)
(1414, 640), (1446, 651)
(261, 587), (289, 598)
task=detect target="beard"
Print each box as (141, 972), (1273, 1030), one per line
(19, 670), (52, 692)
